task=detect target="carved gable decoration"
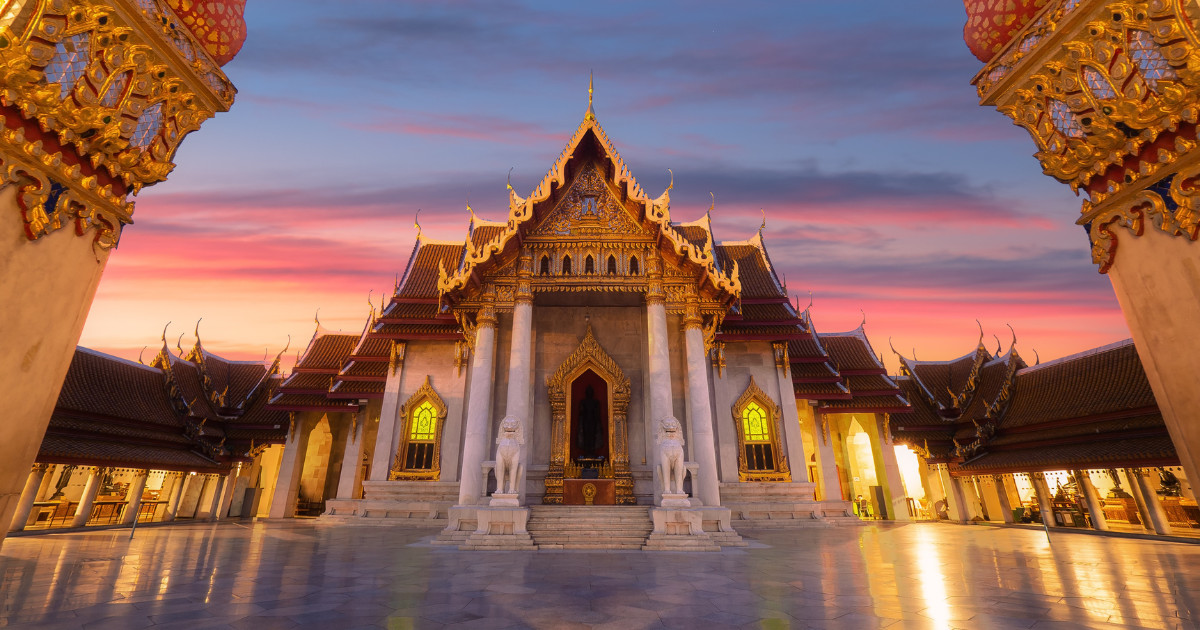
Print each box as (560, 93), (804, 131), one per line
(531, 162), (649, 237)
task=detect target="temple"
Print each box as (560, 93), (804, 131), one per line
(261, 98), (912, 549)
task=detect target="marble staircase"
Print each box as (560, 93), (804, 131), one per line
(320, 481), (458, 525)
(527, 505), (653, 550)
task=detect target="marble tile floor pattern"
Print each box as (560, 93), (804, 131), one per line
(1, 520), (1197, 629)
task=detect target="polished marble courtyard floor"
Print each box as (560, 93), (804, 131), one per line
(1, 520), (1197, 630)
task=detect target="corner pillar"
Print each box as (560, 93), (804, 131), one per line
(982, 475), (1014, 523)
(338, 410), (367, 498)
(811, 407), (844, 502)
(1074, 470), (1108, 531)
(370, 346), (405, 482)
(866, 414), (910, 521)
(121, 469), (149, 526)
(682, 300), (720, 507)
(216, 466), (240, 521)
(457, 296), (498, 505)
(268, 416), (310, 518)
(771, 342), (809, 485)
(70, 467), (103, 528)
(8, 464), (49, 532)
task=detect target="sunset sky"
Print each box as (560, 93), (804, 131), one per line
(78, 1), (1130, 374)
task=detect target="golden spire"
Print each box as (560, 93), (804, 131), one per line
(585, 71), (595, 121)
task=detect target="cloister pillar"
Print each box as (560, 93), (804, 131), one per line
(1030, 472), (1055, 527)
(985, 475), (1014, 524)
(456, 295), (498, 505)
(121, 469), (149, 526)
(1129, 468), (1171, 535)
(216, 466), (240, 521)
(8, 464), (49, 532)
(1074, 470), (1108, 531)
(682, 298), (721, 507)
(645, 264), (674, 427)
(164, 473), (189, 522)
(370, 348), (405, 482)
(70, 467), (103, 528)
(939, 466), (969, 523)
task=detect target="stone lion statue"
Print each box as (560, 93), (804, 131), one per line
(655, 416), (686, 495)
(494, 415), (524, 495)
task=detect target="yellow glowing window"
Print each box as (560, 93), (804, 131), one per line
(409, 401), (436, 442)
(742, 403), (770, 443)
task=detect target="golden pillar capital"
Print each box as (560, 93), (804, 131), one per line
(389, 341), (407, 376)
(682, 297), (702, 330)
(0, 0), (238, 251)
(515, 253), (533, 304)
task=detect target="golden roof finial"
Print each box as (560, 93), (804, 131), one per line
(585, 70), (595, 121)
(758, 208), (767, 234)
(707, 192), (715, 221)
(414, 208), (422, 240)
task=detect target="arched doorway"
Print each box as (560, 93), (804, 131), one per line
(570, 369), (609, 463)
(545, 322), (634, 505)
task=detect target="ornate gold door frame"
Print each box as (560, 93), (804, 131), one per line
(544, 322), (635, 504)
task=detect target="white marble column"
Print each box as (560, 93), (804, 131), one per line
(216, 467), (240, 521)
(1030, 472), (1055, 527)
(682, 300), (720, 507)
(164, 472), (189, 522)
(811, 408), (843, 502)
(338, 411), (366, 498)
(645, 301), (673, 426)
(8, 464), (48, 532)
(771, 343), (809, 485)
(268, 416), (311, 518)
(70, 467), (103, 528)
(457, 299), (498, 505)
(370, 349), (405, 482)
(501, 277), (533, 504)
(939, 466), (970, 523)
(985, 475), (1014, 523)
(1074, 470), (1108, 531)
(866, 414), (910, 521)
(121, 469), (149, 525)
(1131, 468), (1171, 535)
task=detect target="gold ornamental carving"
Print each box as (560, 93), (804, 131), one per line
(389, 376), (447, 481)
(731, 376), (790, 482)
(543, 321), (634, 505)
(0, 0), (235, 250)
(976, 0), (1200, 272)
(388, 341), (405, 376)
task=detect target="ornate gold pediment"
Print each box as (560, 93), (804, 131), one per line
(530, 162), (652, 238)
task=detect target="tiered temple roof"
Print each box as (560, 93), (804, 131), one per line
(889, 336), (1174, 475)
(266, 110), (909, 418)
(41, 338), (289, 473)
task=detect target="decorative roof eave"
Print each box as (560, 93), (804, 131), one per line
(818, 403), (912, 414)
(717, 331), (811, 341)
(435, 114), (740, 306)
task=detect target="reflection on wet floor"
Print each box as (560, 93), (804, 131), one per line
(1, 520), (1197, 629)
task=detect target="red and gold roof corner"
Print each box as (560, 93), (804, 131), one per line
(165, 0), (247, 66)
(962, 0), (1051, 63)
(0, 0), (240, 252)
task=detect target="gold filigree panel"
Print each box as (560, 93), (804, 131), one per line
(531, 161), (650, 237)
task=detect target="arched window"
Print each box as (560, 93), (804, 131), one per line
(540, 255), (550, 276)
(562, 255), (572, 275)
(629, 256), (639, 275)
(391, 376), (447, 480)
(731, 377), (789, 482)
(607, 254), (617, 275)
(585, 255), (595, 274)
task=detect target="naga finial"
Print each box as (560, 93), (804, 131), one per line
(314, 308), (321, 329)
(176, 333), (185, 357)
(1006, 323), (1017, 350)
(976, 319), (985, 347)
(758, 208), (766, 234)
(161, 321), (172, 346)
(194, 318), (203, 347)
(859, 309), (867, 329)
(993, 334), (1001, 357)
(413, 208), (422, 240)
(707, 192), (715, 221)
(1032, 348), (1040, 365)
(138, 346), (147, 365)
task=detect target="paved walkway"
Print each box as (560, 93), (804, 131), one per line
(0, 520), (1197, 629)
